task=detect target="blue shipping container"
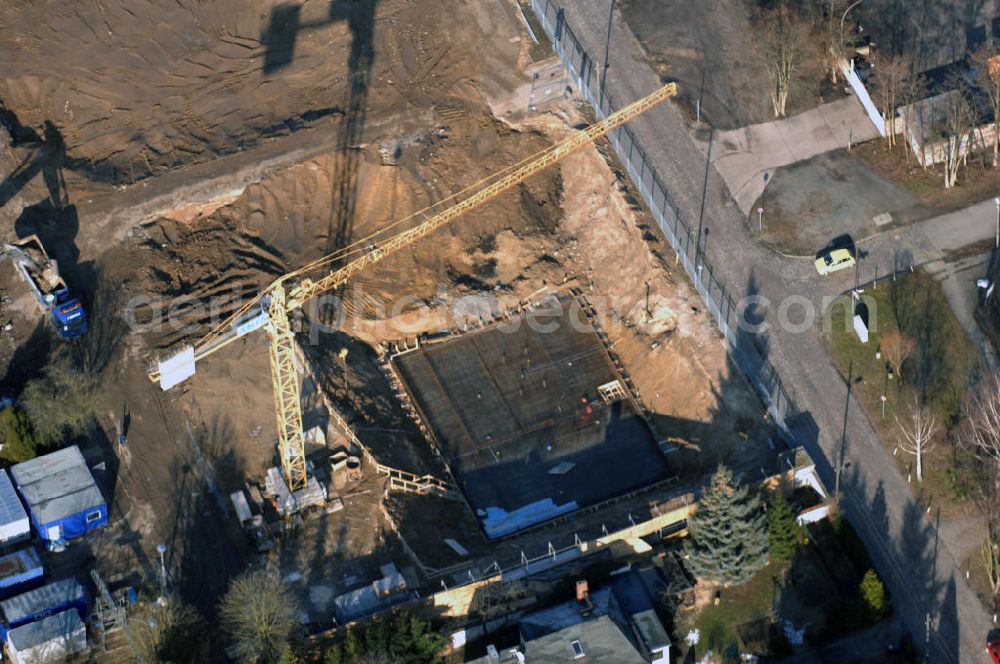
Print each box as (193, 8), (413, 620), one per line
(0, 548), (43, 598)
(0, 578), (87, 638)
(10, 446), (108, 542)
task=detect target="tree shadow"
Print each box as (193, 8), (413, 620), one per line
(75, 265), (130, 374)
(0, 319), (52, 394)
(0, 119), (67, 210)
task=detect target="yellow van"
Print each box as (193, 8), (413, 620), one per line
(815, 247), (856, 275)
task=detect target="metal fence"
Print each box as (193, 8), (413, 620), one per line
(530, 0), (798, 434)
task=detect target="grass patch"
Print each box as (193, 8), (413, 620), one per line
(822, 270), (979, 506)
(851, 139), (1000, 212)
(678, 561), (786, 658)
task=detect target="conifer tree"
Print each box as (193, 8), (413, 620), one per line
(859, 569), (888, 620)
(684, 465), (768, 585)
(767, 492), (800, 561)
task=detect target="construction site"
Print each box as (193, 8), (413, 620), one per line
(0, 0), (785, 654)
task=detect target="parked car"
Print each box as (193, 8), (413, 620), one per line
(988, 636), (1000, 664)
(814, 247), (856, 276)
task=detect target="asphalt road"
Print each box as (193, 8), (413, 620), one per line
(538, 1), (996, 661)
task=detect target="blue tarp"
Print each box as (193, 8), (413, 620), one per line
(480, 498), (578, 539)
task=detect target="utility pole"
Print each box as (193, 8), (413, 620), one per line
(835, 361), (853, 501)
(839, 0), (864, 60)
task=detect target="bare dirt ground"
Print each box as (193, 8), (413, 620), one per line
(0, 0), (771, 628)
(0, 0), (523, 185)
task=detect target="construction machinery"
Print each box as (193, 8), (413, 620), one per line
(148, 82), (677, 504)
(1, 235), (87, 339)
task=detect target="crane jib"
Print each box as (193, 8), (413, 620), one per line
(146, 81), (678, 494)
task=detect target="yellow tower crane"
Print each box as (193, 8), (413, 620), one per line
(148, 82), (677, 493)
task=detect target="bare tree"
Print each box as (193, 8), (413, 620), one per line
(818, 0), (846, 84)
(870, 51), (912, 147)
(755, 4), (814, 118)
(895, 398), (939, 482)
(880, 328), (916, 381)
(960, 373), (1000, 597)
(973, 45), (1000, 168)
(123, 597), (204, 664)
(940, 75), (977, 188)
(220, 570), (300, 664)
(962, 372), (1000, 483)
(901, 73), (929, 168)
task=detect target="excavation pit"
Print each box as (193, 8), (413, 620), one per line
(392, 296), (670, 539)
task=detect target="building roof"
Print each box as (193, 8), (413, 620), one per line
(0, 547), (42, 587)
(6, 609), (85, 651)
(515, 569), (670, 663)
(524, 614), (647, 663)
(0, 471), (27, 531)
(1, 578), (85, 624)
(11, 446), (105, 525)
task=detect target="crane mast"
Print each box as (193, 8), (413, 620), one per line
(150, 83), (678, 492)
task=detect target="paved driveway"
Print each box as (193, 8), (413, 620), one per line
(702, 97), (881, 214)
(538, 2), (996, 661)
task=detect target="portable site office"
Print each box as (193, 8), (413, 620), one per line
(0, 578), (87, 635)
(10, 446), (107, 543)
(5, 609), (87, 664)
(0, 470), (30, 546)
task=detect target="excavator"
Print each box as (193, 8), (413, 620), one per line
(148, 82), (677, 504)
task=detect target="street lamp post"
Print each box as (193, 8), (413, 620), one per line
(839, 1), (864, 63)
(993, 196), (999, 248)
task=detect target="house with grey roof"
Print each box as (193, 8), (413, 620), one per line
(467, 568), (671, 664)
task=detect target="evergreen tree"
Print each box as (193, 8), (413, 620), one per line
(683, 465), (769, 585)
(0, 406), (41, 462)
(766, 492), (800, 561)
(859, 569), (888, 621)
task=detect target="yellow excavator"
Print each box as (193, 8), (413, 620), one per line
(148, 82), (677, 496)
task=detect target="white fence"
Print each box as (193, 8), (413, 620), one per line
(529, 0), (799, 434)
(842, 58), (886, 137)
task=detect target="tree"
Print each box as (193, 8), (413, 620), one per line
(0, 406), (41, 462)
(754, 3), (814, 118)
(818, 0), (846, 84)
(972, 45), (1000, 168)
(870, 51), (912, 147)
(962, 372), (1000, 484)
(859, 569), (888, 620)
(324, 610), (445, 664)
(960, 374), (1000, 595)
(895, 398), (939, 482)
(766, 493), (800, 562)
(939, 75), (977, 189)
(20, 357), (98, 445)
(880, 328), (915, 382)
(123, 597), (205, 664)
(683, 465), (769, 586)
(219, 570), (300, 664)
